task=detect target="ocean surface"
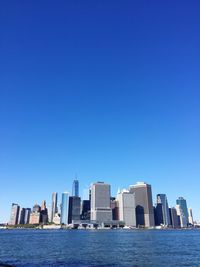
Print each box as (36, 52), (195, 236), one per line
(0, 229), (200, 267)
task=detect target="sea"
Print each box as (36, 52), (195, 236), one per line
(0, 229), (200, 267)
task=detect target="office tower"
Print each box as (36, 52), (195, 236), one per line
(169, 207), (180, 228)
(176, 204), (187, 228)
(29, 212), (40, 224)
(72, 179), (79, 197)
(90, 182), (112, 223)
(188, 208), (194, 225)
(156, 194), (170, 226)
(29, 204), (41, 224)
(51, 192), (58, 222)
(19, 208), (26, 224)
(116, 189), (136, 227)
(154, 203), (164, 226)
(41, 200), (48, 224)
(47, 204), (52, 223)
(111, 198), (119, 221)
(24, 208), (31, 224)
(9, 203), (20, 225)
(53, 213), (61, 224)
(61, 192), (70, 225)
(81, 200), (91, 220)
(68, 196), (81, 224)
(129, 182), (155, 227)
(176, 197), (189, 227)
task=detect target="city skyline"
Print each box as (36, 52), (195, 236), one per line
(6, 179), (196, 226)
(1, 1), (200, 223)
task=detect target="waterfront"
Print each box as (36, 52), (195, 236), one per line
(0, 229), (200, 266)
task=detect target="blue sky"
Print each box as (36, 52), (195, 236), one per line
(0, 1), (200, 222)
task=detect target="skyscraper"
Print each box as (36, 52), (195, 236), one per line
(116, 189), (136, 227)
(19, 208), (26, 224)
(68, 196), (81, 224)
(169, 207), (180, 228)
(90, 182), (112, 223)
(188, 208), (194, 225)
(81, 200), (91, 220)
(24, 208), (31, 224)
(176, 197), (189, 227)
(41, 200), (48, 224)
(9, 203), (20, 225)
(129, 182), (155, 228)
(51, 192), (58, 222)
(61, 192), (69, 225)
(156, 194), (171, 226)
(72, 179), (79, 197)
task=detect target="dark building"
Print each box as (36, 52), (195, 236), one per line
(169, 207), (180, 228)
(24, 208), (31, 224)
(154, 203), (164, 226)
(68, 196), (81, 224)
(111, 198), (119, 221)
(19, 208), (26, 224)
(40, 200), (48, 224)
(81, 200), (91, 220)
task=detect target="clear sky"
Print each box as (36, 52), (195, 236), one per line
(0, 1), (200, 223)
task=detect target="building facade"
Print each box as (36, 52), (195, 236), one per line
(117, 189), (136, 227)
(51, 192), (58, 222)
(129, 182), (155, 228)
(176, 197), (189, 227)
(90, 182), (112, 223)
(72, 179), (79, 197)
(61, 192), (70, 225)
(68, 196), (81, 224)
(156, 194), (171, 226)
(9, 203), (20, 225)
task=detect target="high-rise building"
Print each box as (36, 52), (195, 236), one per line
(19, 208), (26, 224)
(29, 212), (40, 224)
(176, 197), (189, 227)
(169, 207), (180, 228)
(51, 192), (58, 222)
(24, 208), (31, 224)
(176, 204), (187, 228)
(90, 182), (112, 223)
(156, 194), (171, 226)
(41, 200), (48, 224)
(188, 208), (194, 225)
(81, 200), (91, 220)
(129, 182), (155, 228)
(111, 198), (119, 221)
(61, 192), (70, 225)
(68, 196), (81, 224)
(116, 189), (136, 227)
(9, 203), (20, 225)
(154, 203), (164, 226)
(72, 179), (79, 197)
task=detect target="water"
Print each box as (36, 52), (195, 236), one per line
(0, 229), (200, 267)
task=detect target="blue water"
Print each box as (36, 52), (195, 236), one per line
(0, 229), (200, 266)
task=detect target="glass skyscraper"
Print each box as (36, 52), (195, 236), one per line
(157, 194), (170, 226)
(176, 197), (189, 226)
(72, 179), (79, 197)
(61, 192), (69, 225)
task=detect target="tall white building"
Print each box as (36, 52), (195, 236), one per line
(90, 182), (112, 223)
(188, 208), (194, 225)
(116, 189), (136, 227)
